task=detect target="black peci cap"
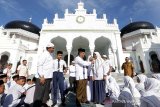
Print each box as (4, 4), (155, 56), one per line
(78, 48), (85, 52)
(0, 74), (7, 79)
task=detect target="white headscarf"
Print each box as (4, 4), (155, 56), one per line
(136, 74), (147, 93)
(144, 78), (160, 92)
(108, 76), (120, 100)
(123, 76), (141, 106)
(124, 76), (141, 98)
(93, 52), (104, 75)
(94, 52), (104, 68)
(152, 73), (160, 80)
(137, 74), (147, 83)
(140, 78), (160, 107)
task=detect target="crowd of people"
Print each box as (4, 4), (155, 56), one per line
(0, 42), (160, 107)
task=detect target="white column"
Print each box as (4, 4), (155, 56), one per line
(113, 49), (118, 73)
(115, 32), (124, 73)
(67, 49), (71, 67)
(66, 40), (72, 67)
(89, 40), (95, 56)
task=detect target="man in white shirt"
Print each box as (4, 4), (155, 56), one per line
(52, 51), (67, 106)
(34, 42), (54, 105)
(24, 74), (36, 106)
(17, 60), (28, 77)
(75, 48), (93, 105)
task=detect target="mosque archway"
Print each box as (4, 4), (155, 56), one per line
(50, 36), (67, 58)
(94, 36), (111, 56)
(94, 36), (117, 69)
(64, 54), (74, 65)
(71, 36), (90, 58)
(149, 51), (160, 73)
(0, 52), (10, 68)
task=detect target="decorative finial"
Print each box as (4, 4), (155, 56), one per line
(130, 18), (133, 23)
(29, 16), (32, 22)
(0, 25), (3, 29)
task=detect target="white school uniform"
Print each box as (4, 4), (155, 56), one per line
(53, 59), (67, 72)
(3, 83), (25, 107)
(91, 58), (109, 80)
(3, 68), (12, 78)
(75, 56), (91, 80)
(36, 51), (54, 79)
(4, 83), (9, 94)
(23, 83), (29, 90)
(24, 84), (36, 104)
(9, 80), (16, 88)
(69, 65), (76, 77)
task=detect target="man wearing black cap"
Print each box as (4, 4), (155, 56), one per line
(75, 48), (93, 105)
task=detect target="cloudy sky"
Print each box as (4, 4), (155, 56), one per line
(0, 0), (160, 29)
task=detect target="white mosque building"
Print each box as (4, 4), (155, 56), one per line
(0, 2), (160, 75)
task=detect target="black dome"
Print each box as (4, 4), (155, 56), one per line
(5, 20), (41, 35)
(121, 21), (155, 37)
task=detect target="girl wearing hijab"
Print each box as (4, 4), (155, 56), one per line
(140, 78), (160, 107)
(136, 74), (147, 94)
(91, 52), (109, 104)
(107, 76), (120, 100)
(118, 76), (141, 107)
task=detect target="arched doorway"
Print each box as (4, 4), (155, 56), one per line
(94, 36), (117, 69)
(50, 36), (67, 59)
(71, 36), (90, 58)
(64, 54), (74, 65)
(94, 36), (111, 56)
(0, 52), (10, 69)
(149, 51), (160, 73)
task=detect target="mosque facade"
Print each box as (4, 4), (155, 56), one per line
(0, 2), (160, 75)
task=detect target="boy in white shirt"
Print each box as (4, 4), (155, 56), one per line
(69, 61), (76, 91)
(3, 76), (26, 107)
(9, 74), (19, 88)
(52, 51), (67, 106)
(24, 74), (36, 106)
(17, 60), (28, 77)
